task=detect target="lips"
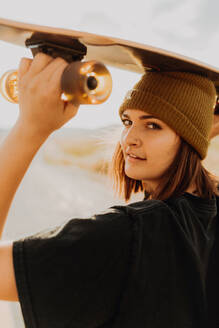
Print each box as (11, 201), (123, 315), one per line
(126, 152), (146, 160)
(126, 155), (146, 162)
(126, 155), (145, 164)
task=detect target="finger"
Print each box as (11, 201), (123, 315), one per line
(18, 57), (33, 80)
(42, 59), (68, 94)
(28, 52), (54, 76)
(43, 57), (68, 83)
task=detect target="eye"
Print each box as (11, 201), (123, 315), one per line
(121, 119), (161, 130)
(146, 122), (161, 130)
(121, 119), (131, 126)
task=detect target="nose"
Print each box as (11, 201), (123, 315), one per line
(122, 125), (141, 147)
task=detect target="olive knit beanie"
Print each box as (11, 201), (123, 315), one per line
(119, 71), (217, 159)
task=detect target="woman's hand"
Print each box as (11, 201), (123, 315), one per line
(17, 52), (79, 137)
(210, 114), (219, 140)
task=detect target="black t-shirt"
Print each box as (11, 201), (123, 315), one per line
(13, 191), (219, 328)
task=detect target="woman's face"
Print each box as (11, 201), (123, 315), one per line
(120, 109), (181, 192)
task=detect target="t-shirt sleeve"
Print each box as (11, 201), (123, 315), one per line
(12, 207), (133, 328)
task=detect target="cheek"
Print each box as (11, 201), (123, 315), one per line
(148, 135), (179, 164)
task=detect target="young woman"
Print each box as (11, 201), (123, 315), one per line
(0, 53), (219, 328)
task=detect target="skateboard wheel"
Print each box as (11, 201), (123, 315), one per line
(61, 60), (112, 105)
(0, 70), (19, 103)
(0, 61), (112, 106)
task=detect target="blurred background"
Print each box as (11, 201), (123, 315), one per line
(0, 0), (218, 326)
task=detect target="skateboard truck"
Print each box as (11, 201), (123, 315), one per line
(25, 38), (87, 63)
(0, 37), (112, 105)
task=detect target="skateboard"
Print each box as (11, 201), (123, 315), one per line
(0, 17), (218, 113)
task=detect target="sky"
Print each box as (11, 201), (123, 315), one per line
(0, 0), (218, 129)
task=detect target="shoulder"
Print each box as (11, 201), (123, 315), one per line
(109, 200), (175, 236)
(114, 199), (170, 217)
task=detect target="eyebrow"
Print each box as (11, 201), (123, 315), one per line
(121, 113), (158, 120)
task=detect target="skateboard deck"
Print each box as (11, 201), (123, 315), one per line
(0, 17), (218, 109)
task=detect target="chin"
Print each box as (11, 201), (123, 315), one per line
(124, 170), (145, 181)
